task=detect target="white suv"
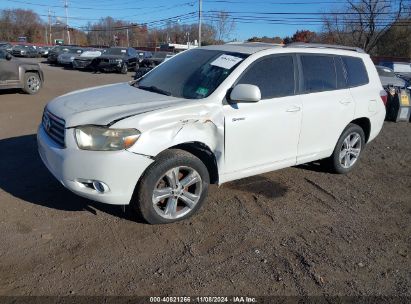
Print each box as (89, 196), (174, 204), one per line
(37, 43), (386, 224)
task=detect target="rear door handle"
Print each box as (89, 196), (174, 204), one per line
(286, 106), (301, 112)
(339, 100), (352, 105)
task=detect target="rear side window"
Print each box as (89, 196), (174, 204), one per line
(301, 55), (337, 93)
(237, 55), (295, 99)
(342, 56), (369, 87)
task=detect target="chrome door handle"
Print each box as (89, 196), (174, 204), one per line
(232, 117), (246, 122)
(339, 100), (352, 105)
(286, 106), (301, 112)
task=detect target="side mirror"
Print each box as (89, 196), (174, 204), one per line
(6, 53), (12, 60)
(229, 84), (261, 103)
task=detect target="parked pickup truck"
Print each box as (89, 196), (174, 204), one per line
(0, 49), (44, 94)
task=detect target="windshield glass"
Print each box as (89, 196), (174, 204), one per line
(104, 48), (127, 55)
(377, 66), (395, 77)
(66, 47), (83, 53)
(137, 49), (248, 99)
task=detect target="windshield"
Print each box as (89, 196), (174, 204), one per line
(377, 66), (395, 77)
(104, 48), (127, 55)
(137, 49), (248, 99)
(67, 48), (83, 54)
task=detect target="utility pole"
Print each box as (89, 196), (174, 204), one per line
(126, 28), (129, 47)
(198, 0), (202, 46)
(48, 8), (52, 45)
(64, 0), (71, 44)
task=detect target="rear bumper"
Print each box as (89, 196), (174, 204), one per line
(37, 125), (154, 205)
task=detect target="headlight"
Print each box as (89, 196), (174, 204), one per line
(75, 126), (141, 151)
(70, 56), (75, 60)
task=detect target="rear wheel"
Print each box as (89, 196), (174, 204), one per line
(23, 72), (41, 94)
(328, 123), (365, 174)
(132, 149), (210, 224)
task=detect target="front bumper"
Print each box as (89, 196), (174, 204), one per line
(73, 60), (92, 69)
(37, 125), (154, 205)
(97, 62), (122, 72)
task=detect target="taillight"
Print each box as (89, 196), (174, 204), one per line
(380, 90), (388, 106)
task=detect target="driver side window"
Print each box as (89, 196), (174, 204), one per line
(237, 55), (295, 99)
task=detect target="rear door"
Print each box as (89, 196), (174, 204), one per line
(297, 54), (355, 164)
(223, 54), (302, 173)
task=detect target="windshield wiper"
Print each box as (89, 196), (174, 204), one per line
(138, 85), (171, 96)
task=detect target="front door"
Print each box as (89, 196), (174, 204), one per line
(223, 54), (302, 175)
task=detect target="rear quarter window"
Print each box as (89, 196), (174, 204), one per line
(342, 56), (369, 87)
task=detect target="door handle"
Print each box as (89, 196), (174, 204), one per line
(232, 117), (246, 122)
(286, 106), (301, 112)
(339, 100), (352, 105)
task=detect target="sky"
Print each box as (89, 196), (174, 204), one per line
(0, 0), (350, 40)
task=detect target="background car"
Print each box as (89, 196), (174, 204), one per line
(141, 51), (174, 67)
(135, 50), (152, 68)
(376, 65), (408, 88)
(0, 49), (44, 94)
(38, 46), (51, 57)
(0, 42), (13, 53)
(93, 47), (138, 74)
(57, 47), (85, 67)
(379, 61), (411, 82)
(73, 49), (102, 70)
(47, 45), (71, 64)
(11, 45), (38, 58)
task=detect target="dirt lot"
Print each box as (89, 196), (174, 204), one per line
(0, 58), (410, 298)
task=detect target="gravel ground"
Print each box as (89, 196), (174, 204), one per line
(0, 58), (410, 297)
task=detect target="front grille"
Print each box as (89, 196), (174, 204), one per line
(42, 109), (66, 148)
(12, 50), (20, 55)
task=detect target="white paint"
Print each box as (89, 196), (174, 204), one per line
(38, 44), (386, 206)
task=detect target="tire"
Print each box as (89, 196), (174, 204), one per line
(132, 149), (210, 224)
(23, 72), (41, 95)
(120, 63), (128, 74)
(327, 123), (365, 174)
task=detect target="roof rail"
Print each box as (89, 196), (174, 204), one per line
(285, 42), (365, 53)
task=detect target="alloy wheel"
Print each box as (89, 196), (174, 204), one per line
(152, 166), (202, 219)
(27, 75), (40, 92)
(339, 132), (362, 169)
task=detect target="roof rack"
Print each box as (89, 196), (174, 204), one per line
(285, 42), (365, 53)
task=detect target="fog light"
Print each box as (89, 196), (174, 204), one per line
(92, 181), (109, 193)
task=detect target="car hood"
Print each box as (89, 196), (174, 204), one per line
(46, 82), (189, 127)
(380, 76), (406, 88)
(79, 51), (101, 58)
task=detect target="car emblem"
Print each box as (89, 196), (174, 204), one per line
(44, 115), (51, 131)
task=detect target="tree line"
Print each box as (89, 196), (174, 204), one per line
(0, 0), (409, 57)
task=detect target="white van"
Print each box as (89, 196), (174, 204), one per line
(37, 43), (386, 224)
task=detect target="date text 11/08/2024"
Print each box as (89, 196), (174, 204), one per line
(149, 296), (257, 303)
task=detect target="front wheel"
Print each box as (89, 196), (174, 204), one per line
(120, 63), (128, 74)
(328, 123), (365, 174)
(132, 149), (210, 224)
(23, 72), (41, 94)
